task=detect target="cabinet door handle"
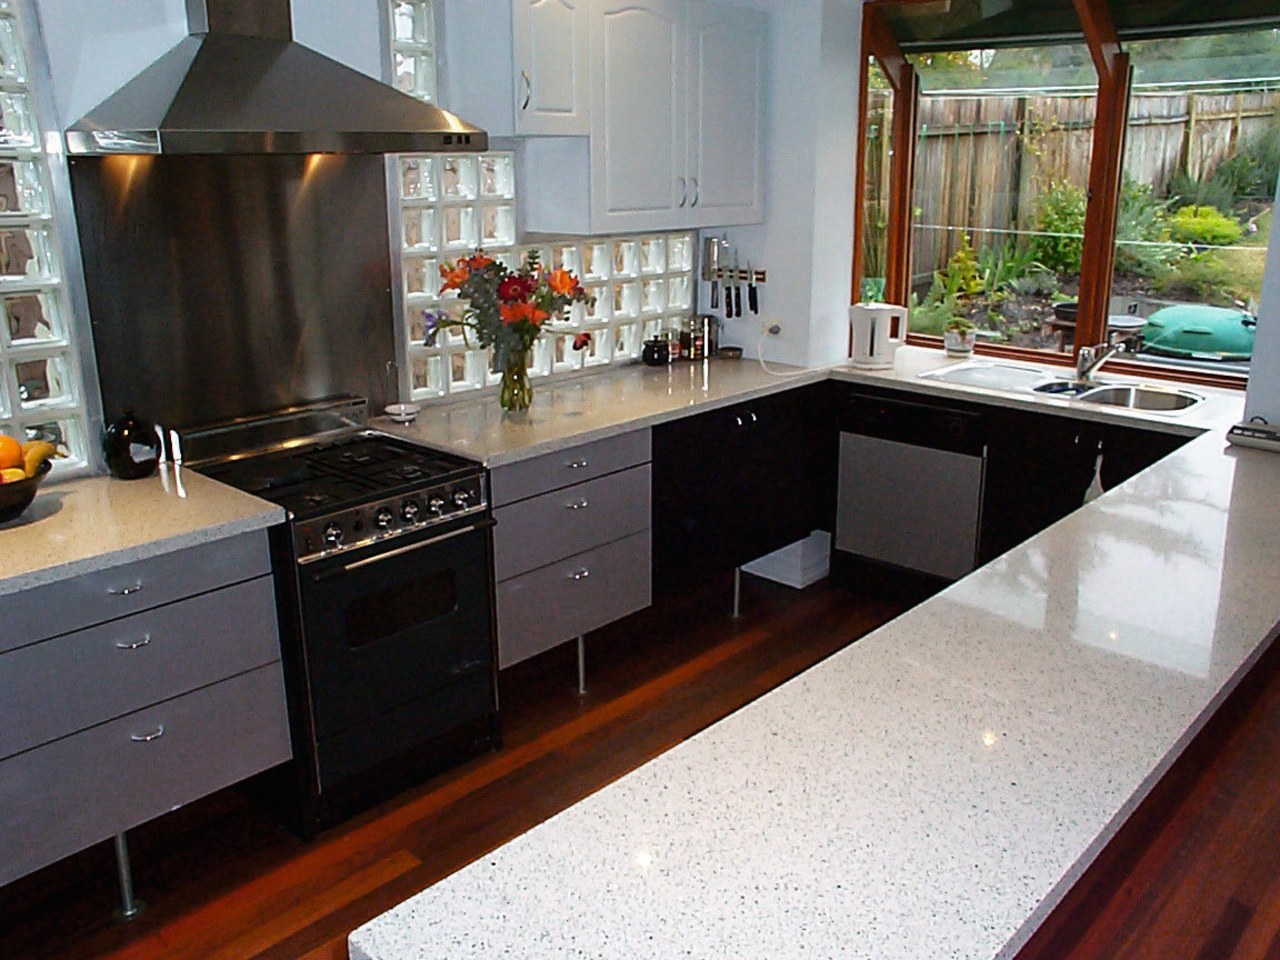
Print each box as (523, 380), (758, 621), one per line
(690, 177), (699, 207)
(567, 568), (590, 581)
(566, 459), (589, 470)
(520, 70), (532, 111)
(566, 499), (590, 510)
(677, 176), (687, 208)
(749, 411), (758, 424)
(735, 415), (744, 428)
(130, 724), (165, 743)
(107, 581), (143, 596)
(115, 633), (152, 651)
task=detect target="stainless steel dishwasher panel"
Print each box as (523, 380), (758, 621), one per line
(836, 432), (984, 580)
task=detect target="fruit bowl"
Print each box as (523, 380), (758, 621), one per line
(0, 458), (52, 523)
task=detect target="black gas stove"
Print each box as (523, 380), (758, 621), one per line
(191, 412), (499, 838)
(199, 431), (488, 563)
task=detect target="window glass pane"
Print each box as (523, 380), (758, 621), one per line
(1108, 29), (1275, 379)
(860, 57), (892, 302)
(907, 43), (1095, 355)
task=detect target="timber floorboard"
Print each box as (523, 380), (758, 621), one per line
(1, 574), (1278, 960)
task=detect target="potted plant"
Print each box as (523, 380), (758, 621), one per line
(943, 317), (977, 357)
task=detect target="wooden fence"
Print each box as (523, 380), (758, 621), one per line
(863, 88), (1280, 283)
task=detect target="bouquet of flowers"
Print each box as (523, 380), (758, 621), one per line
(424, 250), (595, 411)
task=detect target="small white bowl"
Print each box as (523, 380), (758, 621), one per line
(384, 402), (421, 423)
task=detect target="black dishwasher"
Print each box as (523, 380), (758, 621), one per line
(835, 391), (987, 580)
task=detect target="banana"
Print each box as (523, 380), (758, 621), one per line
(21, 440), (58, 478)
(0, 467), (25, 483)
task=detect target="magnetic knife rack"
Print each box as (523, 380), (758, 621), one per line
(700, 235), (766, 286)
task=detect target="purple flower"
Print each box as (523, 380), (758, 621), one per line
(422, 309), (447, 346)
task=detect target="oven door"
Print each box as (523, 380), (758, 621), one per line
(296, 516), (497, 786)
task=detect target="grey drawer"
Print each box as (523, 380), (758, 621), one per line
(0, 575), (280, 761)
(490, 429), (650, 506)
(0, 662), (290, 887)
(497, 529), (651, 669)
(3, 529), (272, 654)
(493, 464), (650, 581)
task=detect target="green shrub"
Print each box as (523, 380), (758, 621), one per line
(1154, 251), (1249, 307)
(909, 277), (965, 336)
(1167, 169), (1235, 215)
(1030, 181), (1086, 274)
(1169, 205), (1244, 246)
(940, 234), (983, 298)
(1115, 179), (1178, 278)
(977, 240), (1042, 292)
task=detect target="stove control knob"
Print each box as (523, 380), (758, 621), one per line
(428, 496), (446, 514)
(453, 489), (472, 508)
(401, 499), (421, 523)
(374, 508), (394, 530)
(323, 523), (344, 548)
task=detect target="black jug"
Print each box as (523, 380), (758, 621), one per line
(103, 410), (160, 480)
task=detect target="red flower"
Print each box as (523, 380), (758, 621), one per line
(572, 332), (592, 351)
(497, 276), (527, 302)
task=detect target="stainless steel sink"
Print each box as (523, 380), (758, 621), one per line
(919, 360), (1054, 392)
(1076, 383), (1204, 412)
(1031, 379), (1093, 398)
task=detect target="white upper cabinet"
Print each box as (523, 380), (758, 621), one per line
(513, 0), (591, 135)
(685, 2), (766, 227)
(439, 0), (589, 136)
(444, 0), (767, 235)
(590, 0), (688, 230)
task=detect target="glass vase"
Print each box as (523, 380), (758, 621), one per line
(499, 350), (533, 413)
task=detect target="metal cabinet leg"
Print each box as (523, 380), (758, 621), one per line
(576, 635), (587, 696)
(732, 567), (743, 619)
(112, 832), (145, 922)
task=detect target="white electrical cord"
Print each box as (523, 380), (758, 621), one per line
(756, 328), (805, 378)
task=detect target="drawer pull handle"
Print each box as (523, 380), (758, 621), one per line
(567, 568), (590, 581)
(130, 724), (165, 743)
(567, 499), (590, 510)
(567, 459), (589, 469)
(107, 582), (143, 597)
(115, 633), (152, 651)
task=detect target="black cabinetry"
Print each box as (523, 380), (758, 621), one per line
(652, 384), (827, 591)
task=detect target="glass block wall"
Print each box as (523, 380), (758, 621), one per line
(388, 0), (438, 103)
(397, 153), (696, 402)
(0, 1), (88, 470)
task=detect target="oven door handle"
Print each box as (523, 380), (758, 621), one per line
(312, 518), (495, 580)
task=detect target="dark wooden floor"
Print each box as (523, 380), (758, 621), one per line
(2, 573), (1278, 960)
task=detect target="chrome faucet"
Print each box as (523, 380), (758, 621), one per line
(1076, 333), (1143, 382)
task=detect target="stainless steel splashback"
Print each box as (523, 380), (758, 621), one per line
(71, 153), (397, 429)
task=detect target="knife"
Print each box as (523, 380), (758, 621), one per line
(732, 251), (743, 319)
(748, 262), (759, 315)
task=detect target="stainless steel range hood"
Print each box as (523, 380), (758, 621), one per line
(65, 0), (486, 155)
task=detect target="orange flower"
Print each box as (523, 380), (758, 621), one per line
(548, 268), (577, 296)
(463, 253), (494, 270)
(500, 301), (549, 326)
(439, 262), (470, 291)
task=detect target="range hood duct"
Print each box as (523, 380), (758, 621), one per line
(65, 0), (486, 155)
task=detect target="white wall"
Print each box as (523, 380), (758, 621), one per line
(35, 0), (190, 125)
(34, 0), (384, 127)
(709, 0), (862, 368)
(1244, 172), (1280, 423)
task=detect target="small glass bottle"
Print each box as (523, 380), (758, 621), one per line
(667, 328), (681, 362)
(678, 320), (692, 360)
(691, 316), (705, 361)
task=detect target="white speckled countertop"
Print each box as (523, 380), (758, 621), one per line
(376, 357), (826, 466)
(0, 466), (284, 596)
(350, 353), (1277, 960)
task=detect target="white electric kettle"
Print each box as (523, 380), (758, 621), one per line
(849, 302), (908, 369)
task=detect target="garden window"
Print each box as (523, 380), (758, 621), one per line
(856, 0), (1280, 384)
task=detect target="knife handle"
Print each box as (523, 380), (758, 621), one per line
(748, 280), (758, 315)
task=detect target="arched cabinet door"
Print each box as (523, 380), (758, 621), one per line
(513, 0), (590, 135)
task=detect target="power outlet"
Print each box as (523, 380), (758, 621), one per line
(762, 320), (783, 336)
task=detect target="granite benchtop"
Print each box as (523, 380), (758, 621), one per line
(0, 466), (284, 596)
(349, 354), (1277, 959)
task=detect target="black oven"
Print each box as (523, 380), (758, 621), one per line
(296, 516), (498, 790)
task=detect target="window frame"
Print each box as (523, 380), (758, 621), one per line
(854, 0), (1263, 390)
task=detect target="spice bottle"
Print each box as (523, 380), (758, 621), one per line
(690, 316), (705, 361)
(668, 328), (681, 362)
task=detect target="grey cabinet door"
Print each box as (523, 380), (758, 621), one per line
(4, 530), (272, 653)
(836, 433), (984, 580)
(496, 530), (652, 668)
(0, 575), (280, 760)
(493, 464), (651, 581)
(489, 430), (650, 506)
(0, 662), (290, 886)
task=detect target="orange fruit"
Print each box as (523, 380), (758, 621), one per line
(0, 435), (21, 471)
